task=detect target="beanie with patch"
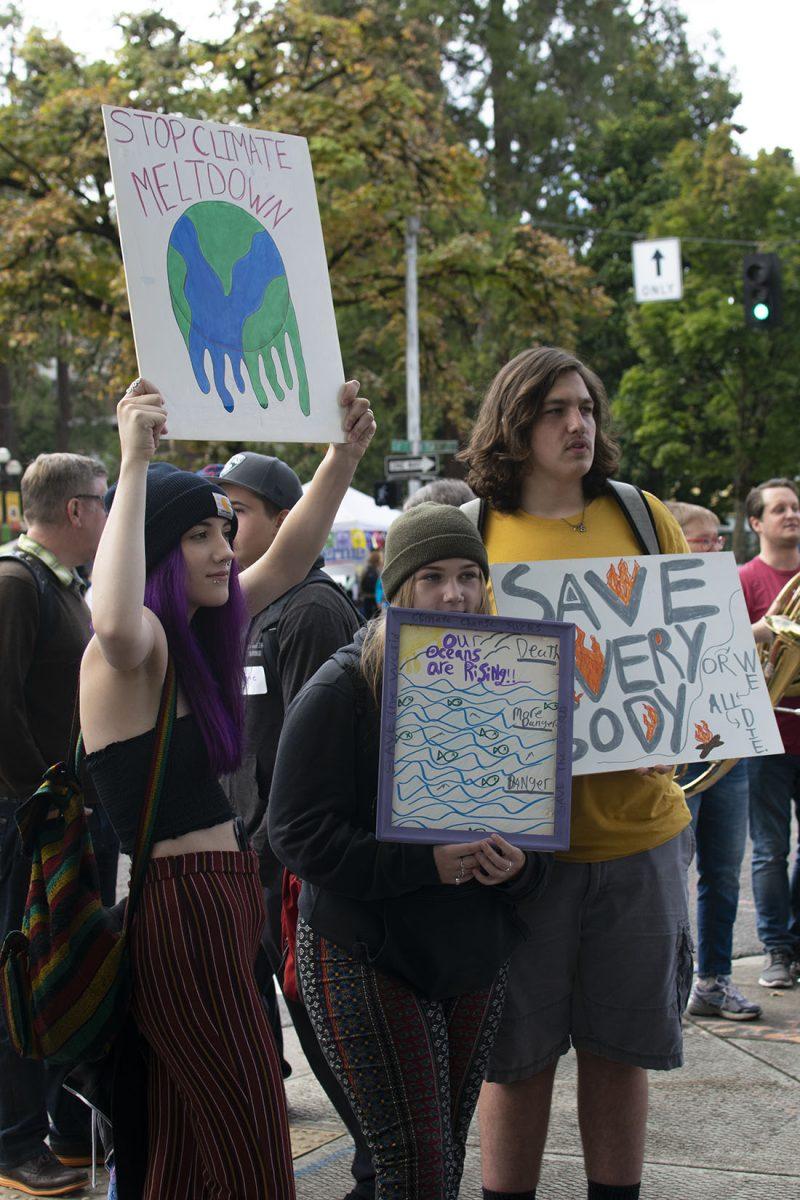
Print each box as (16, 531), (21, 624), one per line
(105, 462), (238, 571)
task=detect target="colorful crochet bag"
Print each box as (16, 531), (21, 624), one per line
(0, 660), (176, 1066)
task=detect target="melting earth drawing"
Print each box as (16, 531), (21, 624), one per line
(167, 200), (309, 415)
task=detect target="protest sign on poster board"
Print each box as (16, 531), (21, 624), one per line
(102, 105), (344, 443)
(377, 608), (575, 850)
(491, 552), (783, 774)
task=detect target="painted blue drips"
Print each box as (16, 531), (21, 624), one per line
(170, 214), (286, 412)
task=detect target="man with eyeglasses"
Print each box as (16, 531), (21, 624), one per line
(739, 477), (800, 989)
(0, 453), (117, 1196)
(665, 501), (762, 1021)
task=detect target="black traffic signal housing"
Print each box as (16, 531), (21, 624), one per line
(744, 253), (782, 329)
(373, 479), (404, 508)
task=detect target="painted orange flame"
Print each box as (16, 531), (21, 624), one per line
(642, 703), (659, 742)
(575, 628), (605, 695)
(606, 559), (640, 605)
(573, 691), (584, 708)
(695, 720), (714, 745)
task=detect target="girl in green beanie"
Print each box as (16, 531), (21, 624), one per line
(270, 503), (549, 1200)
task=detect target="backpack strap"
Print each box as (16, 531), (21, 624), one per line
(260, 569), (365, 715)
(460, 497), (487, 535)
(606, 480), (662, 555)
(461, 487), (661, 555)
(3, 551), (58, 650)
(123, 658), (178, 925)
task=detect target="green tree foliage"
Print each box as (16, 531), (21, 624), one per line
(0, 0), (608, 480)
(613, 128), (800, 551)
(574, 28), (739, 391)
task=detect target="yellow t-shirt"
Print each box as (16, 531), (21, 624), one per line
(485, 492), (691, 863)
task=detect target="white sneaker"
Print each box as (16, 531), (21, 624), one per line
(687, 976), (762, 1020)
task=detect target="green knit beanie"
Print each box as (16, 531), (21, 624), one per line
(381, 503), (490, 601)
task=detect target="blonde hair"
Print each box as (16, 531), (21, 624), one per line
(360, 574), (491, 707)
(22, 453), (106, 526)
(664, 500), (718, 532)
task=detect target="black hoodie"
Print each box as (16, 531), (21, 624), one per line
(269, 629), (550, 999)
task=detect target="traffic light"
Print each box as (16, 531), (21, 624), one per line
(373, 480), (403, 508)
(743, 253), (782, 329)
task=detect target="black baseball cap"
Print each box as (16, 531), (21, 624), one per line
(218, 452), (304, 511)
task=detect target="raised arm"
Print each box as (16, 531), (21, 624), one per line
(238, 380), (375, 616)
(90, 380), (168, 671)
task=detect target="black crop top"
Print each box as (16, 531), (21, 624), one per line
(85, 714), (234, 856)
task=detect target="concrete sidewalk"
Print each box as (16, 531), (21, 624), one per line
(288, 954), (800, 1199)
(2, 954), (797, 1198)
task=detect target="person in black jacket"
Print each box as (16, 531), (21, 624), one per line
(218, 450), (373, 1200)
(269, 503), (549, 1200)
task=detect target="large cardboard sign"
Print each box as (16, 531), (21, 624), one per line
(377, 608), (575, 849)
(102, 106), (344, 443)
(491, 552), (783, 774)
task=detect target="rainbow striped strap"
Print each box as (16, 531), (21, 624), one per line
(125, 660), (178, 926)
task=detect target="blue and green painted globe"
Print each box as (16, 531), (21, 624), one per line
(167, 200), (309, 416)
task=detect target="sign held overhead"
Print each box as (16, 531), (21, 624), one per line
(632, 237), (683, 303)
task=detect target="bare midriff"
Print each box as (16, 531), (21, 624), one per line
(151, 818), (239, 858)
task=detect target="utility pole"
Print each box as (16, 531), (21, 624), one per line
(405, 214), (421, 498)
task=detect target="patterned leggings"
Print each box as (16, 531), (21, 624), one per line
(296, 918), (507, 1200)
(130, 851), (295, 1200)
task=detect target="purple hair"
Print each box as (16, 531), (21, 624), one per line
(144, 544), (247, 775)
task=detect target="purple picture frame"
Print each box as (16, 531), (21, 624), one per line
(376, 607), (575, 850)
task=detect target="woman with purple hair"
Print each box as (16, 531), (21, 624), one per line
(79, 377), (375, 1199)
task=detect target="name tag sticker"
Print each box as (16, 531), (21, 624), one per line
(244, 665), (268, 695)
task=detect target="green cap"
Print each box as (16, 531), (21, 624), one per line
(381, 503), (489, 601)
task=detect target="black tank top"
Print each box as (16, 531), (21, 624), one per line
(85, 714), (233, 856)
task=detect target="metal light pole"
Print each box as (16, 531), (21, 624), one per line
(405, 214), (421, 498)
(0, 446), (22, 543)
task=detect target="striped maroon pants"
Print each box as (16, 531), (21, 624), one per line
(130, 850), (295, 1199)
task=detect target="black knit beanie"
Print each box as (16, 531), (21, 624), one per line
(104, 462), (239, 571)
(381, 503), (489, 601)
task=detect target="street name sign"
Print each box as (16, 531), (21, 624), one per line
(385, 453), (439, 479)
(632, 237), (683, 303)
(391, 439), (459, 454)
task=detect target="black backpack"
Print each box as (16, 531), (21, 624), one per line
(1, 551), (57, 648)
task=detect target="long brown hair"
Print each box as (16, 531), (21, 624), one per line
(360, 574), (491, 707)
(458, 346), (621, 513)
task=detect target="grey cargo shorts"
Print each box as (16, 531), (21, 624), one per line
(486, 825), (695, 1081)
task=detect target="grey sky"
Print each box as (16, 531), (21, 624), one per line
(19, 0), (800, 164)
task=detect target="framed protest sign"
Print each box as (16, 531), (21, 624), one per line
(491, 552), (783, 774)
(376, 608), (574, 850)
(102, 105), (344, 444)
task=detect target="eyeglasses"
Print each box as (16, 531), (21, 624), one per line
(686, 535), (724, 550)
(73, 494), (106, 505)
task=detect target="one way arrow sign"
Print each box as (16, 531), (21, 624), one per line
(385, 453), (439, 479)
(632, 238), (683, 303)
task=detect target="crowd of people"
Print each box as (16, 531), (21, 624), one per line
(0, 347), (798, 1199)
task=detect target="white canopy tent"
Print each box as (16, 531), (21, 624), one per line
(301, 483), (401, 580)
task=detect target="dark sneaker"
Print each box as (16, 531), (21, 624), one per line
(687, 976), (762, 1020)
(0, 1148), (88, 1195)
(759, 950), (795, 988)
